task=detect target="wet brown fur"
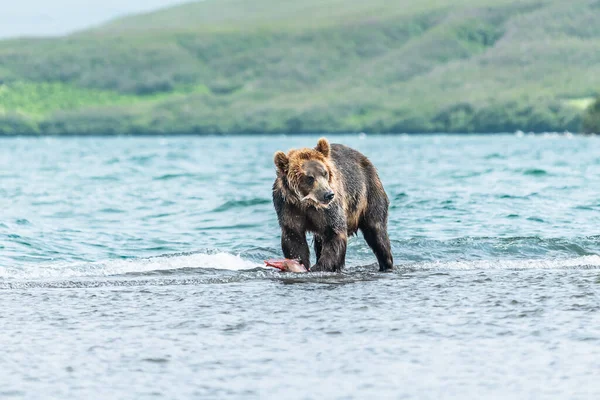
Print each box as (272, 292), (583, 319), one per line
(272, 138), (393, 272)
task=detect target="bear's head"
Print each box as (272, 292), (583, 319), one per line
(274, 138), (335, 207)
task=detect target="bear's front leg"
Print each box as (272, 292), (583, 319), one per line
(281, 226), (310, 271)
(311, 232), (347, 272)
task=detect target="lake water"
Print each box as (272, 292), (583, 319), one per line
(2, 134), (600, 399)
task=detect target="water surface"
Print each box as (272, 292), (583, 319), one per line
(2, 134), (600, 399)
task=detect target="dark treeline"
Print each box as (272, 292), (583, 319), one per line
(583, 98), (600, 134)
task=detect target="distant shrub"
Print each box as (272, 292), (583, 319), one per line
(0, 113), (39, 135)
(39, 108), (137, 135)
(433, 103), (476, 132)
(582, 98), (600, 134)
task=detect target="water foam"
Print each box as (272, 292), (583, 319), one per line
(3, 252), (600, 282)
(0, 252), (265, 280)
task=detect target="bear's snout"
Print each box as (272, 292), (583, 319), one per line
(323, 191), (335, 203)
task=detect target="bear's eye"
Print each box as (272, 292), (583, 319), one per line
(306, 176), (315, 185)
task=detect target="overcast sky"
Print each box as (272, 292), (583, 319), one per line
(0, 0), (191, 39)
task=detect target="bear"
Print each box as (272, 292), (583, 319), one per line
(272, 137), (393, 272)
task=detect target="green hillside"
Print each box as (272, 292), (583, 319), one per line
(1, 0), (600, 135)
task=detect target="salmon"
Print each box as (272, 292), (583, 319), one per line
(264, 258), (308, 273)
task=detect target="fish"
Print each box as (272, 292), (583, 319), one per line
(264, 258), (308, 273)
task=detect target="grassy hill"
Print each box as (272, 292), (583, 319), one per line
(1, 0), (600, 135)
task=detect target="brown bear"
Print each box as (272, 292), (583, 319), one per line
(272, 137), (393, 272)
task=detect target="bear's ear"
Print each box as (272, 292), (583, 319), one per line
(274, 151), (289, 173)
(315, 137), (330, 158)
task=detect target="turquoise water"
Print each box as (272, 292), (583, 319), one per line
(2, 134), (600, 399)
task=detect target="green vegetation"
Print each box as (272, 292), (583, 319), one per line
(565, 98), (596, 111)
(0, 0), (599, 135)
(0, 82), (209, 117)
(582, 98), (600, 134)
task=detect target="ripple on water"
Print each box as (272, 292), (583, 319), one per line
(526, 217), (545, 223)
(484, 152), (506, 160)
(521, 168), (548, 176)
(99, 208), (126, 214)
(128, 154), (156, 164)
(212, 198), (271, 212)
(90, 175), (120, 181)
(153, 173), (201, 181)
(199, 223), (261, 231)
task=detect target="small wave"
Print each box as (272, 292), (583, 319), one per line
(200, 223), (261, 231)
(484, 152), (506, 160)
(0, 269), (359, 290)
(450, 169), (493, 179)
(99, 208), (125, 214)
(390, 235), (600, 262)
(128, 155), (156, 164)
(213, 198), (271, 212)
(3, 254), (599, 289)
(574, 204), (600, 211)
(0, 274), (271, 290)
(402, 255), (600, 271)
(153, 173), (198, 181)
(526, 216), (545, 223)
(521, 168), (548, 176)
(90, 175), (120, 181)
(393, 192), (408, 202)
(0, 252), (264, 281)
(496, 194), (530, 199)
